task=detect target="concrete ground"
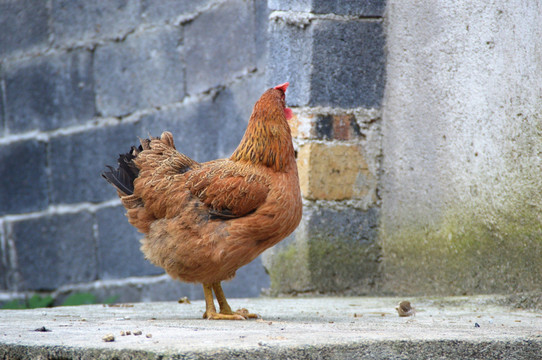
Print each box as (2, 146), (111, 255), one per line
(0, 295), (541, 359)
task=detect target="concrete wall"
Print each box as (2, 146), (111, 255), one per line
(0, 0), (270, 305)
(381, 1), (542, 294)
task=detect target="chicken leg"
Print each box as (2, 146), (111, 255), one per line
(202, 282), (258, 320)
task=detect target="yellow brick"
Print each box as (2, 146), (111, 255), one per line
(297, 143), (372, 201)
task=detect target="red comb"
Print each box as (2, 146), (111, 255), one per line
(274, 82), (289, 92)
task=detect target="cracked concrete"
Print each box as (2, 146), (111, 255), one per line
(1, 295), (541, 359)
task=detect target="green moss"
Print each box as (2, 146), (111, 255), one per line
(381, 205), (542, 295)
(267, 242), (311, 295)
(308, 237), (380, 293)
(1, 295), (54, 310)
(268, 234), (381, 295)
(381, 111), (542, 296)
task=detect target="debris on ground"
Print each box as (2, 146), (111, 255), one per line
(396, 301), (416, 317)
(34, 326), (51, 332)
(102, 334), (115, 342)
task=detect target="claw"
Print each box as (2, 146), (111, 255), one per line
(235, 308), (259, 319)
(204, 311), (246, 320)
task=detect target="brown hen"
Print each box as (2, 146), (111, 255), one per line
(102, 83), (302, 320)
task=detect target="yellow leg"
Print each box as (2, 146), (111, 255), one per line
(212, 282), (233, 314)
(202, 282), (245, 320)
(202, 283), (217, 318)
(213, 282), (259, 319)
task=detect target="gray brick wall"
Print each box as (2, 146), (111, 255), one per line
(0, 0), (270, 304)
(0, 140), (49, 216)
(3, 50), (96, 132)
(0, 0), (387, 304)
(0, 0), (49, 58)
(94, 27), (185, 117)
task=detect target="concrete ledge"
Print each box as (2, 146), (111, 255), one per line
(1, 296), (541, 359)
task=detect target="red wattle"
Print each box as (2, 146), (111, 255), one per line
(284, 107), (293, 120)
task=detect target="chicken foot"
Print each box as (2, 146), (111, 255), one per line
(202, 282), (258, 320)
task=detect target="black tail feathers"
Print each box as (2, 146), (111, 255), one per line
(102, 145), (142, 195)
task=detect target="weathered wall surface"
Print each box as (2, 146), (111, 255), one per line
(0, 0), (270, 305)
(381, 1), (542, 294)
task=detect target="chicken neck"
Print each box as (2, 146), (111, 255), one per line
(230, 99), (295, 172)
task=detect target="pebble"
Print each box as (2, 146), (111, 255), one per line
(102, 334), (115, 342)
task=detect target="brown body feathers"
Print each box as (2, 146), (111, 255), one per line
(103, 86), (302, 285)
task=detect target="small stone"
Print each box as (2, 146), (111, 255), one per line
(146, 333), (152, 338)
(102, 334), (115, 342)
(133, 330), (143, 336)
(125, 331), (131, 335)
(178, 296), (191, 304)
(396, 301), (416, 317)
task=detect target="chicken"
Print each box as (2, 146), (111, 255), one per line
(102, 82), (302, 320)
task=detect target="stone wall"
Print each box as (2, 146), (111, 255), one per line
(3, 0), (537, 305)
(0, 0), (270, 305)
(262, 0), (386, 295)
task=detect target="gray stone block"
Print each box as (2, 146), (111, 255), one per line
(141, 0), (214, 24)
(0, 224), (6, 290)
(268, 0), (311, 12)
(254, 0), (270, 71)
(94, 27), (184, 117)
(0, 0), (49, 58)
(269, 0), (385, 16)
(51, 0), (141, 44)
(49, 122), (141, 204)
(222, 256), (270, 298)
(10, 212), (97, 291)
(212, 74), (266, 158)
(140, 74), (265, 162)
(0, 77), (5, 136)
(311, 19), (385, 108)
(3, 50), (95, 133)
(140, 103), (222, 163)
(263, 204), (381, 295)
(267, 20), (313, 106)
(0, 140), (48, 216)
(96, 206), (164, 279)
(268, 19), (385, 108)
(311, 0), (385, 16)
(184, 0), (256, 95)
